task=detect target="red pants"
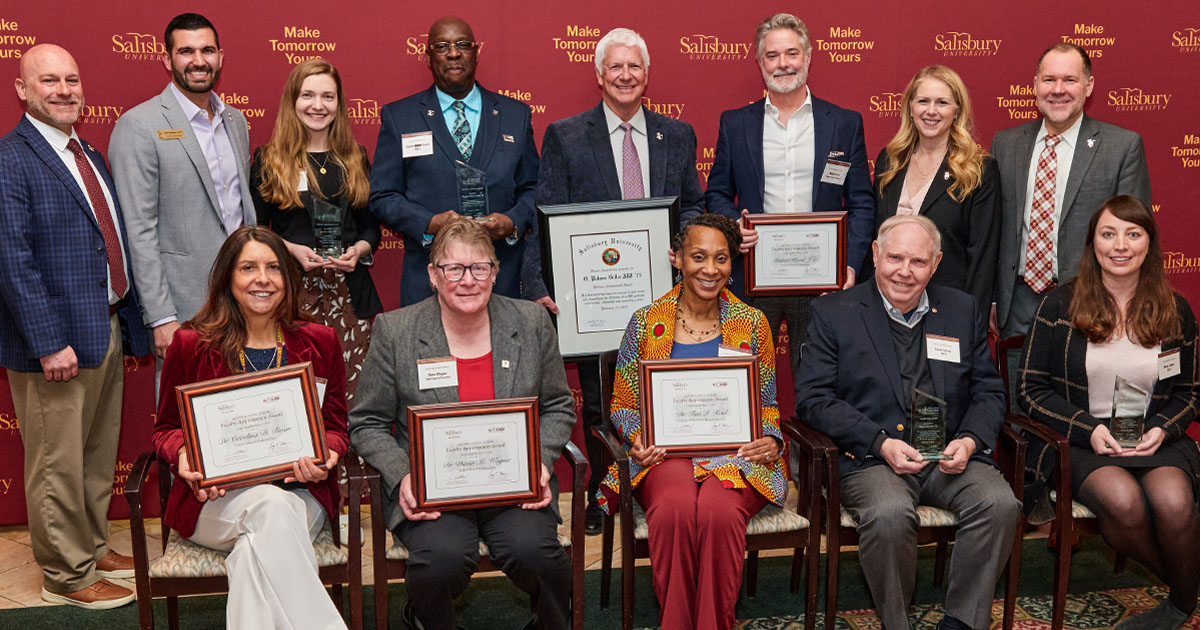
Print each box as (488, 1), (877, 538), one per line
(633, 459), (768, 630)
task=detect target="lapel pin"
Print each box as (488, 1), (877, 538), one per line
(502, 134), (514, 143)
(492, 109), (499, 116)
(943, 171), (950, 180)
(656, 132), (663, 140)
(427, 109), (435, 117)
(1087, 138), (1095, 148)
(501, 360), (510, 369)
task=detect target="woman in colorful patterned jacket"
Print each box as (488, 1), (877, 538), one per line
(598, 213), (786, 630)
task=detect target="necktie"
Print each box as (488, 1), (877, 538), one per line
(620, 122), (644, 200)
(1024, 134), (1062, 294)
(451, 100), (472, 160)
(67, 138), (128, 299)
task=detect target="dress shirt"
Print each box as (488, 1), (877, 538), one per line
(25, 114), (128, 305)
(1085, 336), (1159, 418)
(435, 84), (481, 149)
(169, 82), (244, 235)
(762, 90), (815, 213)
(602, 103), (650, 196)
(878, 285), (931, 329)
(1017, 115), (1082, 278)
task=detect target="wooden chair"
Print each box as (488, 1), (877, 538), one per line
(354, 442), (588, 630)
(592, 350), (823, 630)
(125, 451), (364, 630)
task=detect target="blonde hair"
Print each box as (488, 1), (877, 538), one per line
(876, 65), (985, 202)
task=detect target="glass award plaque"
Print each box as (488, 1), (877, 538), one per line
(310, 196), (345, 259)
(455, 160), (489, 219)
(910, 389), (950, 461)
(1109, 375), (1150, 448)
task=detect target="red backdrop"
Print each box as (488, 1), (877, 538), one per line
(1, 1), (1198, 523)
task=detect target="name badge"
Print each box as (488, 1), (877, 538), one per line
(156, 128), (185, 140)
(315, 377), (327, 405)
(820, 159), (851, 185)
(1159, 348), (1181, 380)
(925, 334), (960, 363)
(418, 357), (458, 390)
(297, 169), (308, 192)
(718, 344), (752, 357)
(402, 131), (434, 158)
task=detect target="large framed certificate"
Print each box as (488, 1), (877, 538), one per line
(538, 197), (680, 357)
(744, 211), (847, 296)
(176, 362), (328, 491)
(638, 356), (761, 457)
(408, 397), (542, 511)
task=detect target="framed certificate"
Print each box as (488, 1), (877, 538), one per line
(408, 397), (542, 511)
(638, 356), (761, 457)
(538, 197), (680, 357)
(176, 362), (328, 491)
(744, 211), (847, 296)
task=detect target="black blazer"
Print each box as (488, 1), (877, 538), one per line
(872, 149), (1001, 310)
(1017, 283), (1199, 518)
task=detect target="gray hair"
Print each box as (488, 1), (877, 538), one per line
(754, 13), (812, 60)
(594, 27), (650, 73)
(876, 215), (942, 255)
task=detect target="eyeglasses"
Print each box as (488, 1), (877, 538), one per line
(429, 40), (477, 54)
(436, 262), (494, 281)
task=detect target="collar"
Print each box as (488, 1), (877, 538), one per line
(764, 88), (813, 117)
(436, 83), (481, 114)
(877, 284), (931, 328)
(24, 113), (78, 151)
(1037, 113), (1083, 150)
(602, 101), (647, 135)
(169, 82), (226, 122)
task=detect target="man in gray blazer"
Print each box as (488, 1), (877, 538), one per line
(109, 13), (255, 360)
(991, 42), (1151, 343)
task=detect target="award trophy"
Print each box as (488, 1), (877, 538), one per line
(455, 160), (489, 219)
(1109, 375), (1150, 448)
(910, 389), (950, 461)
(310, 196), (344, 259)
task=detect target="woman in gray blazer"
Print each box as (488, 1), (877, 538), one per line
(349, 217), (576, 630)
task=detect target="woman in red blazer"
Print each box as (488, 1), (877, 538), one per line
(152, 226), (349, 630)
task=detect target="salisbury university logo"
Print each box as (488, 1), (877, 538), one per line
(602, 248), (621, 266)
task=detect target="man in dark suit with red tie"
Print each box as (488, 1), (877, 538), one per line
(0, 44), (149, 610)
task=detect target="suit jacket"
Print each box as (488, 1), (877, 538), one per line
(0, 117), (148, 371)
(1016, 284), (1198, 521)
(796, 279), (1005, 476)
(370, 85), (539, 306)
(990, 114), (1151, 329)
(348, 295), (576, 532)
(705, 96), (876, 295)
(109, 86), (257, 325)
(872, 150), (1002, 309)
(151, 323), (350, 539)
(522, 103), (706, 299)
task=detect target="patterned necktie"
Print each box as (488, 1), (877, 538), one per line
(451, 100), (472, 160)
(620, 122), (644, 199)
(1024, 133), (1062, 293)
(67, 138), (128, 298)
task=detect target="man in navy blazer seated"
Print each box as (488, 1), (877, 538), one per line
(0, 44), (149, 610)
(527, 26), (705, 533)
(796, 215), (1019, 630)
(371, 15), (539, 306)
(705, 12), (875, 387)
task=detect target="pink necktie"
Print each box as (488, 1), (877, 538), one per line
(620, 122), (644, 200)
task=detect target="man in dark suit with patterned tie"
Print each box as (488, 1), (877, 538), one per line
(0, 44), (149, 610)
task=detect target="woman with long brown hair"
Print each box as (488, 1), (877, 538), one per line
(1018, 197), (1200, 630)
(251, 58), (381, 401)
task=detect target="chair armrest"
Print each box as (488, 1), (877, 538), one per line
(125, 451), (154, 510)
(995, 424), (1027, 497)
(590, 426), (629, 467)
(1006, 412), (1075, 523)
(1005, 412), (1068, 452)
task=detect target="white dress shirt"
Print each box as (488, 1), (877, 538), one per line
(25, 114), (129, 305)
(603, 103), (650, 197)
(1018, 115), (1083, 278)
(169, 82), (244, 235)
(762, 90), (815, 213)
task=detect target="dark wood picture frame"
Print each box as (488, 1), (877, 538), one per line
(744, 211), (847, 296)
(638, 356), (761, 457)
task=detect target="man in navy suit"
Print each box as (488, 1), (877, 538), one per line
(529, 27), (705, 533)
(371, 15), (539, 306)
(0, 44), (149, 609)
(796, 216), (1019, 630)
(705, 12), (875, 388)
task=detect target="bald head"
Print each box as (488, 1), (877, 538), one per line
(425, 15), (479, 99)
(15, 44), (83, 133)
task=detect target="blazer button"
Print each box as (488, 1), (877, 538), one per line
(97, 246), (106, 254)
(99, 279), (107, 288)
(896, 424), (905, 431)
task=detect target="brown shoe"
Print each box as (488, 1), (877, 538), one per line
(42, 579), (134, 610)
(96, 550), (135, 579)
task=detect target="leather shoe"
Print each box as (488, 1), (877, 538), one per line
(403, 601), (467, 630)
(584, 502), (603, 536)
(96, 550), (135, 579)
(41, 579), (134, 610)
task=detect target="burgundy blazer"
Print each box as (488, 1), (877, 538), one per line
(152, 322), (350, 538)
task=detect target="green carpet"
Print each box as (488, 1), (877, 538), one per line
(0, 537), (1170, 629)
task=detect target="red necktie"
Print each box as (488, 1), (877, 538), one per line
(67, 138), (128, 299)
(1024, 134), (1061, 294)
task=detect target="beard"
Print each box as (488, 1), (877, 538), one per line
(173, 64), (220, 94)
(761, 67), (807, 94)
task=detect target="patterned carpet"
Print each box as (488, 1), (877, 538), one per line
(714, 586), (1200, 630)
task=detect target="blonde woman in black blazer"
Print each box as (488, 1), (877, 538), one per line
(1018, 197), (1199, 630)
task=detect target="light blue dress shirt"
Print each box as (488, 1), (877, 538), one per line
(434, 84), (481, 150)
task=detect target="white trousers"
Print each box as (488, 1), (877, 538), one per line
(187, 485), (347, 630)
